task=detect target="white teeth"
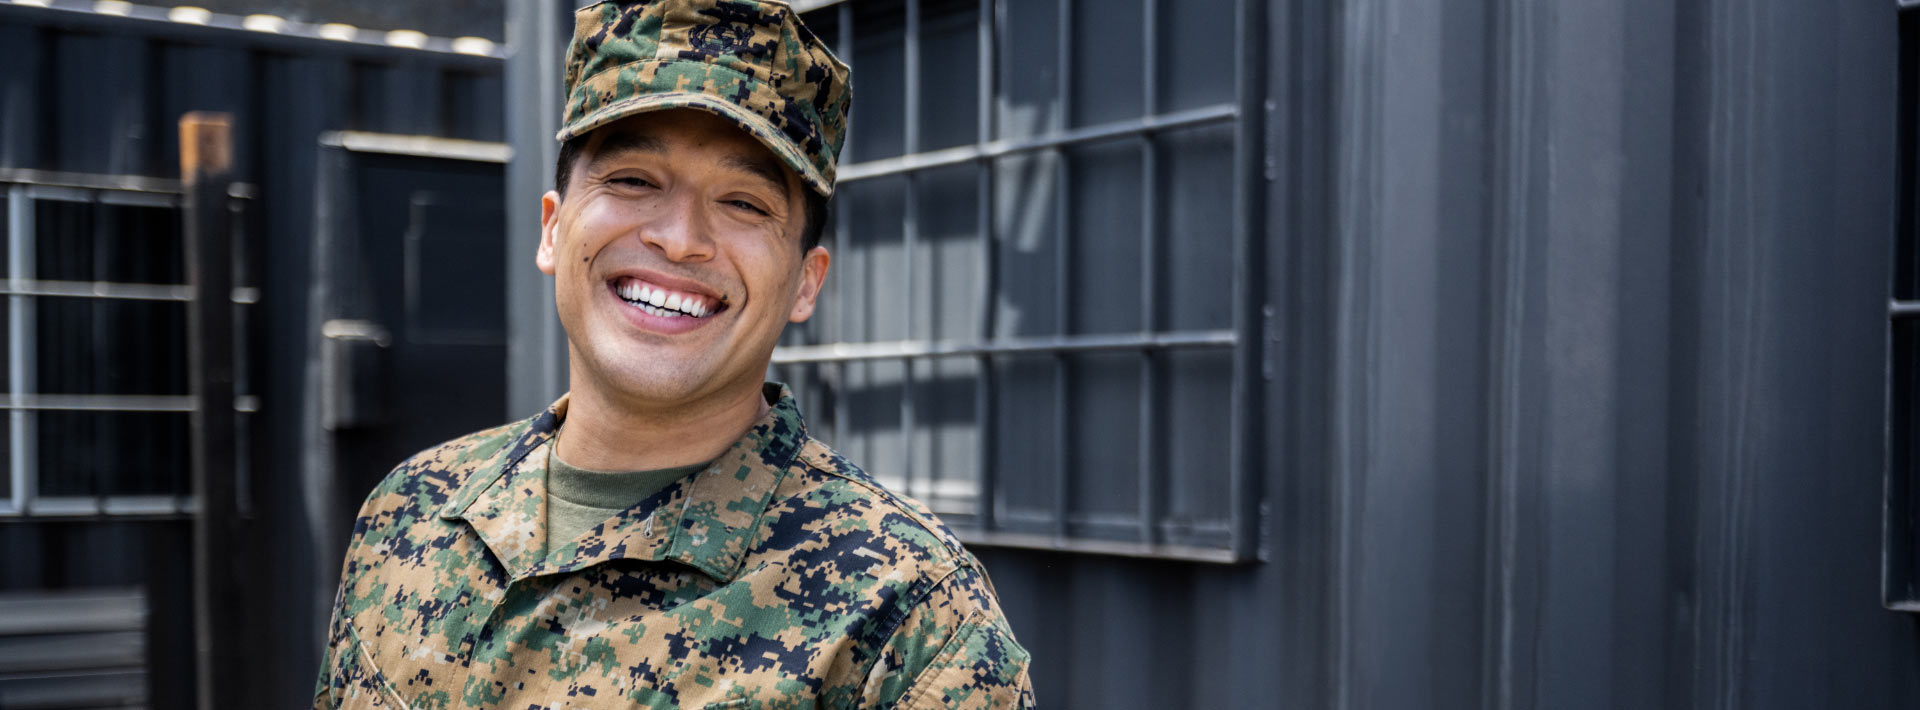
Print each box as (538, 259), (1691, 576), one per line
(616, 280), (716, 318)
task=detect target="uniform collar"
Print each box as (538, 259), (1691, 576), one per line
(437, 383), (807, 583)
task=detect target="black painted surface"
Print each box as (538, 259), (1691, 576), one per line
(0, 7), (504, 709)
(313, 147), (508, 539)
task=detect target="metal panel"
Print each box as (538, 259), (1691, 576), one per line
(502, 0), (1920, 708)
(503, 0), (570, 419)
(0, 7), (509, 709)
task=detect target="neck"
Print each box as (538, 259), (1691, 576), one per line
(556, 379), (769, 472)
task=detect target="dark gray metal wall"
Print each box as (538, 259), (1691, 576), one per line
(1289, 0), (1916, 707)
(0, 7), (503, 708)
(498, 0), (1920, 708)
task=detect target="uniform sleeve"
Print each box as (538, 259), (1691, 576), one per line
(857, 566), (1034, 710)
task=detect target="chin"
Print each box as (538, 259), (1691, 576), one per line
(600, 359), (721, 405)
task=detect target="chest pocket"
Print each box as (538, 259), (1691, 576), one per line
(322, 623), (409, 710)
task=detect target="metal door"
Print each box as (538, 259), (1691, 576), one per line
(307, 132), (510, 552)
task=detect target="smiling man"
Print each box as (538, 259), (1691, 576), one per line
(310, 2), (1034, 708)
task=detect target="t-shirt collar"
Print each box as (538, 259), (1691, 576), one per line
(437, 382), (807, 583)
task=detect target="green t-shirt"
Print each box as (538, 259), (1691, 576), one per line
(546, 443), (707, 550)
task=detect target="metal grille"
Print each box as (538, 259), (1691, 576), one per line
(0, 169), (254, 519)
(777, 0), (1260, 561)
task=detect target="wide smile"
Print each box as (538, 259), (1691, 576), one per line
(607, 275), (729, 333)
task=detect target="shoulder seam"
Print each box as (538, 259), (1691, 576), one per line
(854, 563), (967, 705)
(893, 607), (987, 710)
(797, 441), (969, 564)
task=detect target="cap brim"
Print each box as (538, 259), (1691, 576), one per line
(556, 92), (835, 197)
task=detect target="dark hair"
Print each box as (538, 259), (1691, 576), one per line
(555, 135), (830, 253)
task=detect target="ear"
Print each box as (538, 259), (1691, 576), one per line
(536, 190), (562, 275)
(787, 246), (831, 323)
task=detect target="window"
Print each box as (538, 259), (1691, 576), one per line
(0, 170), (254, 518)
(1888, 4), (1920, 610)
(775, 0), (1261, 561)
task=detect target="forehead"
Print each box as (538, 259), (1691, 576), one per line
(582, 110), (794, 194)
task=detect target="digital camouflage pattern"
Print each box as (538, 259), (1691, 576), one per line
(558, 0), (853, 196)
(312, 385), (1033, 710)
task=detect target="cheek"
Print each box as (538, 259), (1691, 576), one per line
(732, 241), (796, 292)
(557, 205), (626, 276)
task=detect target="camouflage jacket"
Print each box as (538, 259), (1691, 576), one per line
(312, 385), (1034, 710)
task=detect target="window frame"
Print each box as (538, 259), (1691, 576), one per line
(777, 0), (1265, 563)
(0, 168), (255, 520)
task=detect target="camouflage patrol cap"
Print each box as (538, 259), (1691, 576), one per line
(558, 0), (853, 197)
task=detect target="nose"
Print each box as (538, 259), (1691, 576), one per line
(638, 192), (716, 262)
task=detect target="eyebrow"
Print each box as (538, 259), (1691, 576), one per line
(721, 152), (792, 200)
(587, 130), (666, 164)
(589, 128), (791, 200)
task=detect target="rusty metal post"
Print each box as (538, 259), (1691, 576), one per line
(180, 111), (239, 710)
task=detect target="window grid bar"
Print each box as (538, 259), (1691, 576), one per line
(0, 280), (259, 304)
(773, 329), (1237, 364)
(953, 529), (1241, 564)
(20, 184), (180, 210)
(89, 199), (111, 510)
(829, 1), (855, 451)
(0, 394), (193, 412)
(1137, 0), (1163, 546)
(837, 102), (1237, 183)
(4, 495), (193, 519)
(1892, 300), (1920, 318)
(0, 169), (184, 196)
(6, 185), (29, 515)
(901, 0), (921, 502)
(0, 173), (255, 201)
(1227, 0), (1265, 560)
(972, 0), (1000, 530)
(1052, 0), (1073, 541)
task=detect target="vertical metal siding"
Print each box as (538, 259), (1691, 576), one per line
(1314, 0), (1915, 709)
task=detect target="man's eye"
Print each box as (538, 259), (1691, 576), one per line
(727, 199), (769, 216)
(611, 177), (653, 188)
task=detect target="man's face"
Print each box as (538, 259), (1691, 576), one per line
(537, 109), (829, 410)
